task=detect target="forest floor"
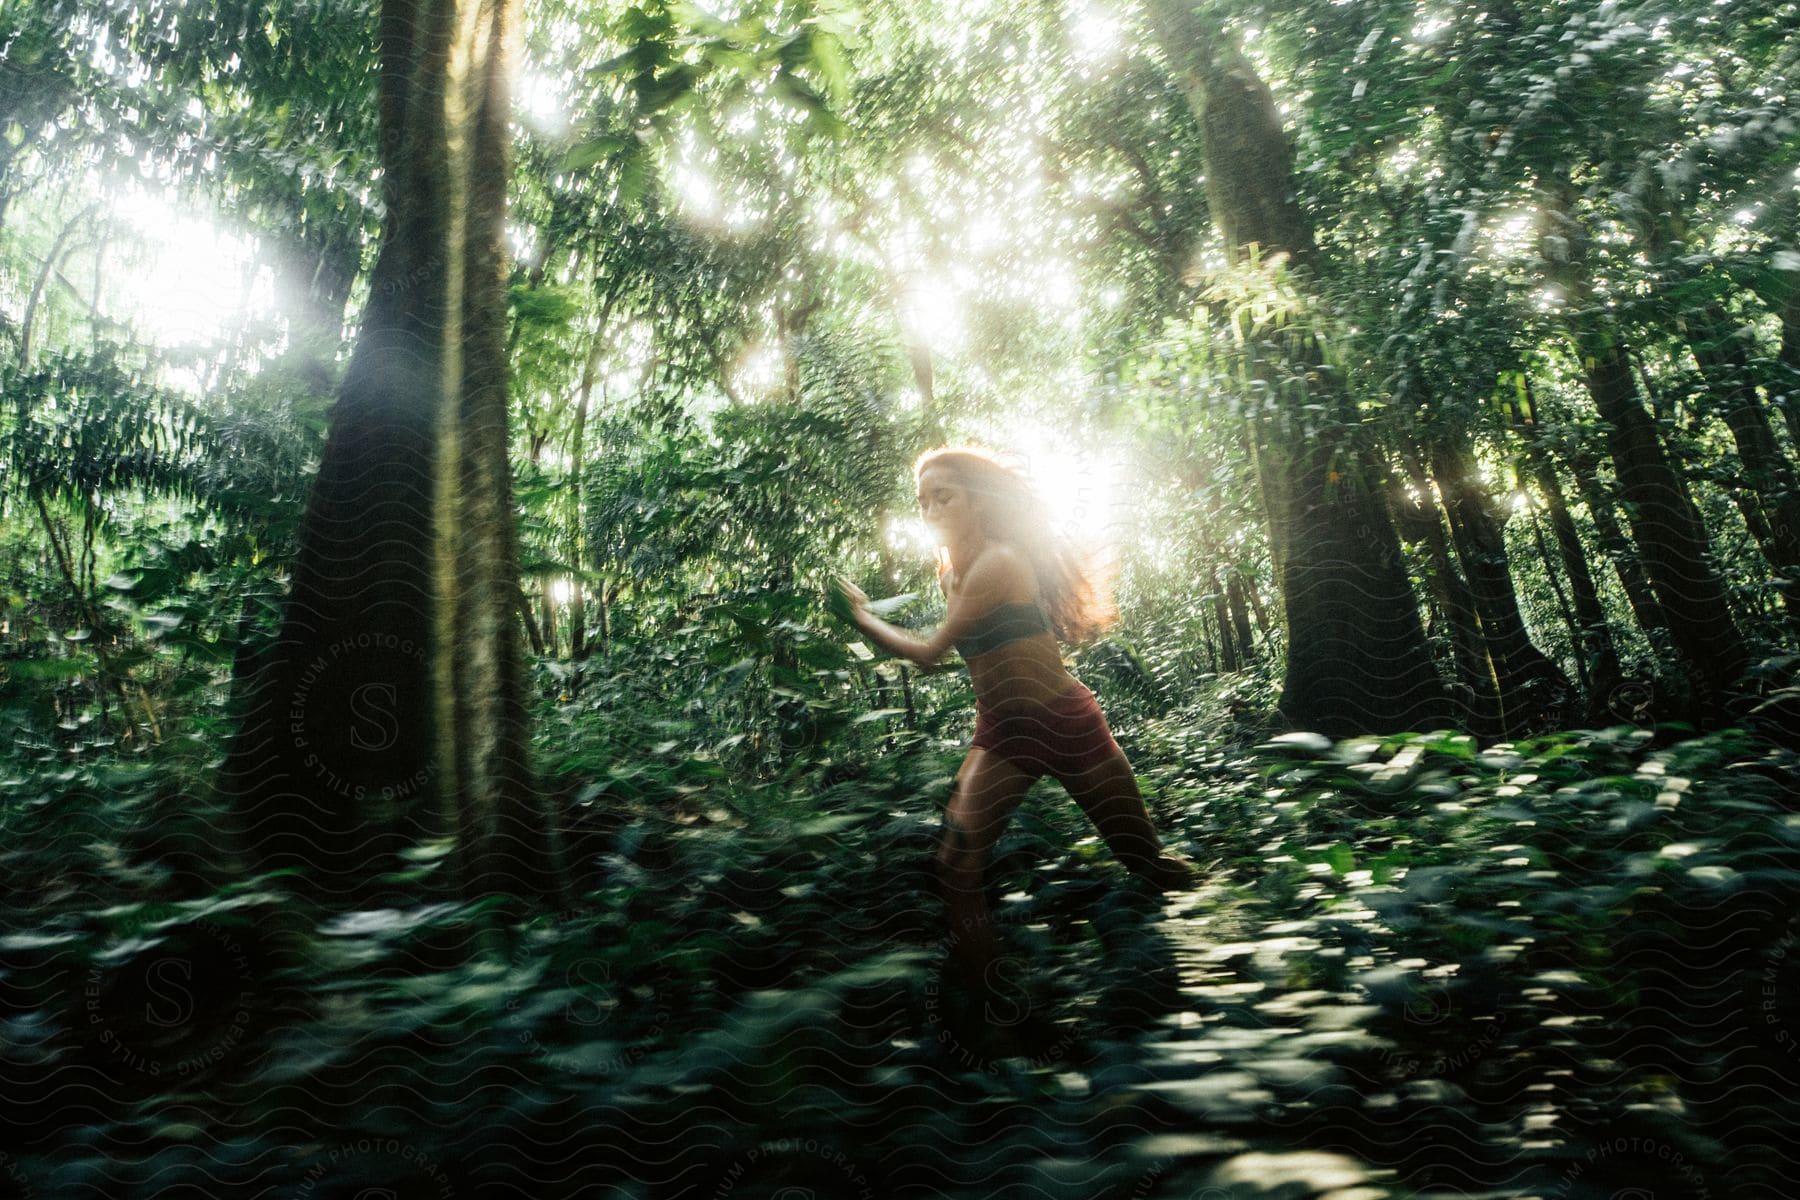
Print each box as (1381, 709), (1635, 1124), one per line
(5, 721), (1800, 1198)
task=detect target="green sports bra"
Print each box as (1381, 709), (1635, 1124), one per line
(955, 599), (1053, 659)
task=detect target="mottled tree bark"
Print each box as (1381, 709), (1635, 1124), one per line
(1146, 0), (1446, 735)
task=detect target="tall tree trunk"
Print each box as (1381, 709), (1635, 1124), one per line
(224, 0), (561, 905)
(1682, 302), (1800, 622)
(518, 582), (545, 655)
(1241, 562), (1275, 644)
(1540, 192), (1748, 718)
(1146, 2), (1446, 735)
(528, 429), (555, 658)
(1428, 435), (1573, 733)
(1242, 419), (1286, 591)
(441, 0), (549, 901)
(597, 580), (613, 657)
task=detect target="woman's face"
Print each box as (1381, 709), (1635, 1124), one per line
(915, 465), (981, 542)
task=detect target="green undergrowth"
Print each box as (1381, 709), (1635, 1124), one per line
(3, 722), (1798, 1197)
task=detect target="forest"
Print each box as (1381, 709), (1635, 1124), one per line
(2, 0), (1799, 1195)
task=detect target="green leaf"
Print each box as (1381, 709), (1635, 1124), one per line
(864, 592), (919, 616)
(805, 29), (850, 103)
(5, 656), (92, 680)
(638, 64), (700, 115)
(824, 582), (858, 627)
(617, 143), (653, 205)
(561, 134), (627, 173)
(770, 68), (844, 134)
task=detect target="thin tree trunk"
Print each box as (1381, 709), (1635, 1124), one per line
(1401, 451), (1498, 734)
(1564, 457), (1668, 643)
(568, 342), (599, 669)
(1429, 436), (1573, 732)
(32, 494), (131, 735)
(518, 583), (545, 655)
(89, 226), (107, 353)
(1506, 379), (1621, 709)
(1540, 473), (1621, 713)
(1224, 569), (1256, 662)
(528, 430), (555, 658)
(1209, 567), (1239, 672)
(539, 586), (558, 657)
(900, 663), (916, 730)
(597, 580), (612, 656)
(1243, 420), (1286, 590)
(1683, 301), (1800, 622)
(442, 0), (558, 903)
(1528, 510), (1585, 690)
(1776, 277), (1800, 445)
(19, 201), (97, 367)
(1242, 563), (1275, 644)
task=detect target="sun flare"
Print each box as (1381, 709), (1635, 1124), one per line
(886, 429), (1134, 568)
(108, 184), (272, 349)
(1005, 429), (1132, 549)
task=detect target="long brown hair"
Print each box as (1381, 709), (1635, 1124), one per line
(912, 445), (1118, 645)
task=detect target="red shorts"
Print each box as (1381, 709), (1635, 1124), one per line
(971, 683), (1122, 783)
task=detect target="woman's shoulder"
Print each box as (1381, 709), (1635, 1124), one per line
(965, 543), (1034, 597)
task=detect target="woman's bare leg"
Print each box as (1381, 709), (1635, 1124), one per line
(937, 747), (1037, 983)
(1059, 751), (1198, 891)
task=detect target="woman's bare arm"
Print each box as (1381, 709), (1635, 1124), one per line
(848, 548), (1018, 668)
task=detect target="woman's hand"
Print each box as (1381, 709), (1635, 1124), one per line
(830, 576), (872, 629)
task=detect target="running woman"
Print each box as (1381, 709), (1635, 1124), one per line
(839, 446), (1198, 987)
